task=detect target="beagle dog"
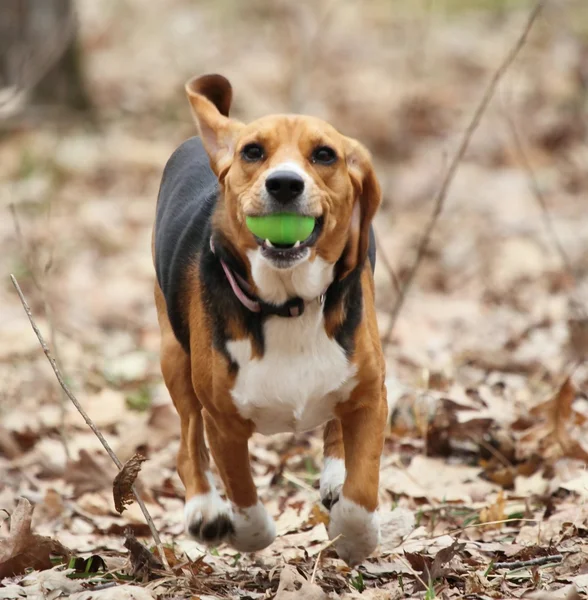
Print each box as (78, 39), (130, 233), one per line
(153, 74), (387, 566)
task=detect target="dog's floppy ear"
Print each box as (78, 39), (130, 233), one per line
(339, 138), (381, 280)
(185, 74), (243, 179)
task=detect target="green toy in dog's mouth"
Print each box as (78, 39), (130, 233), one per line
(246, 214), (315, 246)
(246, 214), (322, 264)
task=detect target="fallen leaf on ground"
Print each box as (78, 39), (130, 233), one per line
(113, 453), (147, 514)
(520, 377), (588, 463)
(274, 565), (327, 600)
(3, 566), (84, 598)
(525, 585), (583, 600)
(304, 503), (330, 528)
(70, 584), (157, 599)
(0, 497), (70, 578)
(380, 454), (497, 502)
(123, 528), (163, 581)
(479, 490), (506, 529)
(380, 506), (416, 551)
(404, 539), (466, 591)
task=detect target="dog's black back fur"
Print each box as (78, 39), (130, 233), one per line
(155, 137), (217, 350)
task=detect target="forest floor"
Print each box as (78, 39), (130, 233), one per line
(1, 1), (588, 598)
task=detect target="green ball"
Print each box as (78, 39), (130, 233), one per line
(246, 214), (315, 245)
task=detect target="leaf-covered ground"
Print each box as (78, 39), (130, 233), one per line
(1, 1), (588, 598)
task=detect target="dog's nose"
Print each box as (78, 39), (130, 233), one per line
(265, 171), (305, 204)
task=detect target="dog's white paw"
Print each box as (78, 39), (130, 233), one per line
(230, 501), (276, 552)
(320, 457), (345, 510)
(184, 487), (234, 546)
(328, 495), (380, 566)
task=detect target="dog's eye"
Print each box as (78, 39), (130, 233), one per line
(241, 143), (265, 162)
(311, 146), (337, 165)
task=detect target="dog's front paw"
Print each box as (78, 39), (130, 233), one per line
(230, 501), (276, 552)
(320, 457), (346, 510)
(328, 495), (380, 566)
(184, 492), (234, 546)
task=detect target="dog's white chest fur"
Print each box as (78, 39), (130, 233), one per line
(226, 301), (356, 434)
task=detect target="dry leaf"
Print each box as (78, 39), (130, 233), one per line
(0, 498), (70, 578)
(6, 566), (84, 598)
(274, 565), (327, 600)
(70, 584), (157, 600)
(380, 506), (416, 551)
(77, 491), (117, 517)
(113, 453), (146, 514)
(304, 503), (330, 528)
(521, 377), (588, 462)
(123, 529), (163, 581)
(526, 585), (583, 600)
(479, 490), (506, 529)
(404, 540), (465, 591)
(380, 454), (497, 502)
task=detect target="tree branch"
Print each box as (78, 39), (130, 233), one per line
(383, 1), (545, 345)
(10, 274), (170, 571)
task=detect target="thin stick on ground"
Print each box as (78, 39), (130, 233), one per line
(395, 555), (431, 593)
(10, 274), (170, 572)
(383, 1), (545, 345)
(282, 470), (316, 493)
(310, 534), (342, 585)
(492, 554), (563, 571)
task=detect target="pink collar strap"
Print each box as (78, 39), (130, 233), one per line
(210, 238), (307, 318)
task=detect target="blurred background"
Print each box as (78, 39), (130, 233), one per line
(1, 0), (588, 596)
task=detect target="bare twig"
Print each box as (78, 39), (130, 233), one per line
(395, 555), (431, 593)
(383, 1), (545, 344)
(492, 554), (563, 571)
(10, 274), (170, 572)
(310, 534), (342, 584)
(469, 434), (513, 469)
(281, 470), (316, 493)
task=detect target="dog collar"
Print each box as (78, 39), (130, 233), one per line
(210, 238), (307, 318)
